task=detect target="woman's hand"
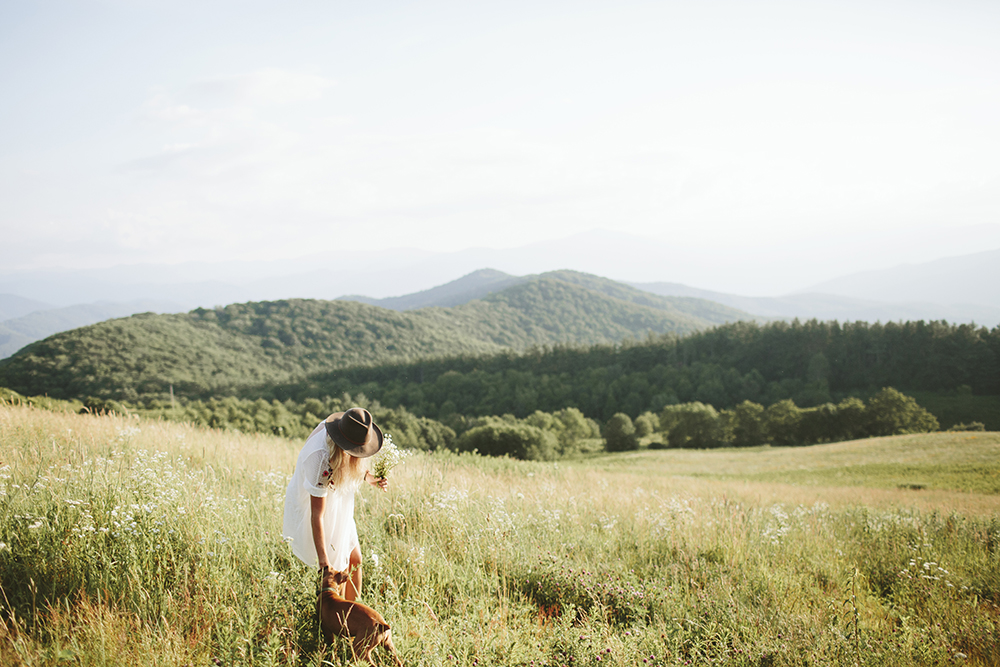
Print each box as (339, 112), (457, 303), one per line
(365, 471), (389, 491)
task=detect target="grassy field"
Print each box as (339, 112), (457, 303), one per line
(1, 404), (998, 666)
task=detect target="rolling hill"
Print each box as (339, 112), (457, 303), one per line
(341, 268), (527, 310)
(0, 299), (184, 359)
(0, 272), (756, 402)
(0, 293), (52, 321)
(632, 279), (1000, 327)
(343, 268), (755, 325)
(805, 246), (1000, 308)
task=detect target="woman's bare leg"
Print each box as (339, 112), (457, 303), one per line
(347, 546), (363, 601)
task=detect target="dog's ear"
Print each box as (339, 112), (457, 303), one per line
(333, 570), (349, 584)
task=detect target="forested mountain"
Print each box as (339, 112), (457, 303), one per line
(0, 299), (183, 359)
(0, 273), (752, 401)
(270, 319), (1000, 424)
(341, 268), (754, 325)
(342, 268), (526, 310)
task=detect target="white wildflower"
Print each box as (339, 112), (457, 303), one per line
(370, 434), (410, 479)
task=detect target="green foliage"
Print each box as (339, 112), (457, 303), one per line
(377, 405), (456, 452)
(661, 402), (723, 448)
(659, 390), (940, 449)
(0, 387), (82, 413)
(270, 319), (999, 428)
(633, 411), (659, 438)
(721, 400), (767, 447)
(1, 293), (995, 452)
(603, 413), (638, 452)
(949, 421), (986, 432)
(522, 407), (598, 456)
(80, 396), (131, 416)
(0, 276), (740, 403)
(833, 396), (868, 441)
(907, 390), (1000, 431)
(763, 399), (803, 447)
(865, 387), (940, 436)
(455, 418), (559, 461)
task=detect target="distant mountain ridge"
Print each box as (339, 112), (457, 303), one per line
(341, 268), (527, 310)
(0, 294), (52, 321)
(342, 268), (755, 325)
(0, 271), (756, 401)
(0, 299), (184, 359)
(804, 247), (1000, 309)
(633, 279), (1000, 326)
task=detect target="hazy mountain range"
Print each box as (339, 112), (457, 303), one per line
(0, 270), (758, 400)
(1, 232), (998, 360)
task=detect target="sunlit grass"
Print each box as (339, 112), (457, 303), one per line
(2, 404), (999, 666)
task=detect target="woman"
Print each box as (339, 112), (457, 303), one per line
(283, 407), (388, 601)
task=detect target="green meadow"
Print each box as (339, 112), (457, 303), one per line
(1, 404), (998, 666)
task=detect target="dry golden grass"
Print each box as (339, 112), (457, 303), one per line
(2, 404), (999, 667)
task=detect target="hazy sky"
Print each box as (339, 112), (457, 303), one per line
(1, 0), (998, 292)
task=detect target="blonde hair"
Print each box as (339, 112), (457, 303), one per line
(325, 437), (368, 489)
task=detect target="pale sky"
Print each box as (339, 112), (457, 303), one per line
(1, 0), (999, 293)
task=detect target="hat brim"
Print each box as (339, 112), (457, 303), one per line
(325, 411), (383, 458)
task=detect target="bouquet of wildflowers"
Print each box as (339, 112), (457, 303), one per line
(370, 434), (410, 479)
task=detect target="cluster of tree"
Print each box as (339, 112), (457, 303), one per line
(95, 393), (598, 460)
(0, 301), (504, 402)
(129, 393), (456, 451)
(0, 275), (739, 403)
(3, 295), (996, 432)
(0, 382), (954, 462)
(275, 319), (998, 424)
(451, 408), (602, 461)
(603, 387), (940, 450)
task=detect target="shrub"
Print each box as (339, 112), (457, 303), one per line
(948, 421), (986, 432)
(633, 411), (659, 438)
(455, 420), (558, 461)
(721, 400), (766, 447)
(833, 396), (868, 441)
(763, 399), (802, 446)
(865, 387), (939, 436)
(662, 402), (722, 448)
(797, 402), (839, 445)
(604, 413), (638, 452)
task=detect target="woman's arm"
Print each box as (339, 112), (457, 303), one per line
(310, 495), (329, 569)
(364, 470), (389, 491)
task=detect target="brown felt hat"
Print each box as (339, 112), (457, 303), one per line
(325, 407), (383, 458)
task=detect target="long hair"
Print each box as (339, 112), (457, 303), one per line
(325, 437), (367, 490)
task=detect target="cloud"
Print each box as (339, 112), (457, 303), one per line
(187, 68), (334, 106)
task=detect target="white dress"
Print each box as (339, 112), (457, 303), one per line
(282, 424), (362, 570)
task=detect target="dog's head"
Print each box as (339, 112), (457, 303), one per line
(320, 566), (350, 595)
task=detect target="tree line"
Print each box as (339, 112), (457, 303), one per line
(604, 387), (945, 452)
(34, 384), (942, 462)
(270, 319), (999, 423)
(0, 277), (726, 403)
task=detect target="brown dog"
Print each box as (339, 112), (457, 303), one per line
(317, 567), (403, 667)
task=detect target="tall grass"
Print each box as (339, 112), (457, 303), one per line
(1, 404), (998, 666)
